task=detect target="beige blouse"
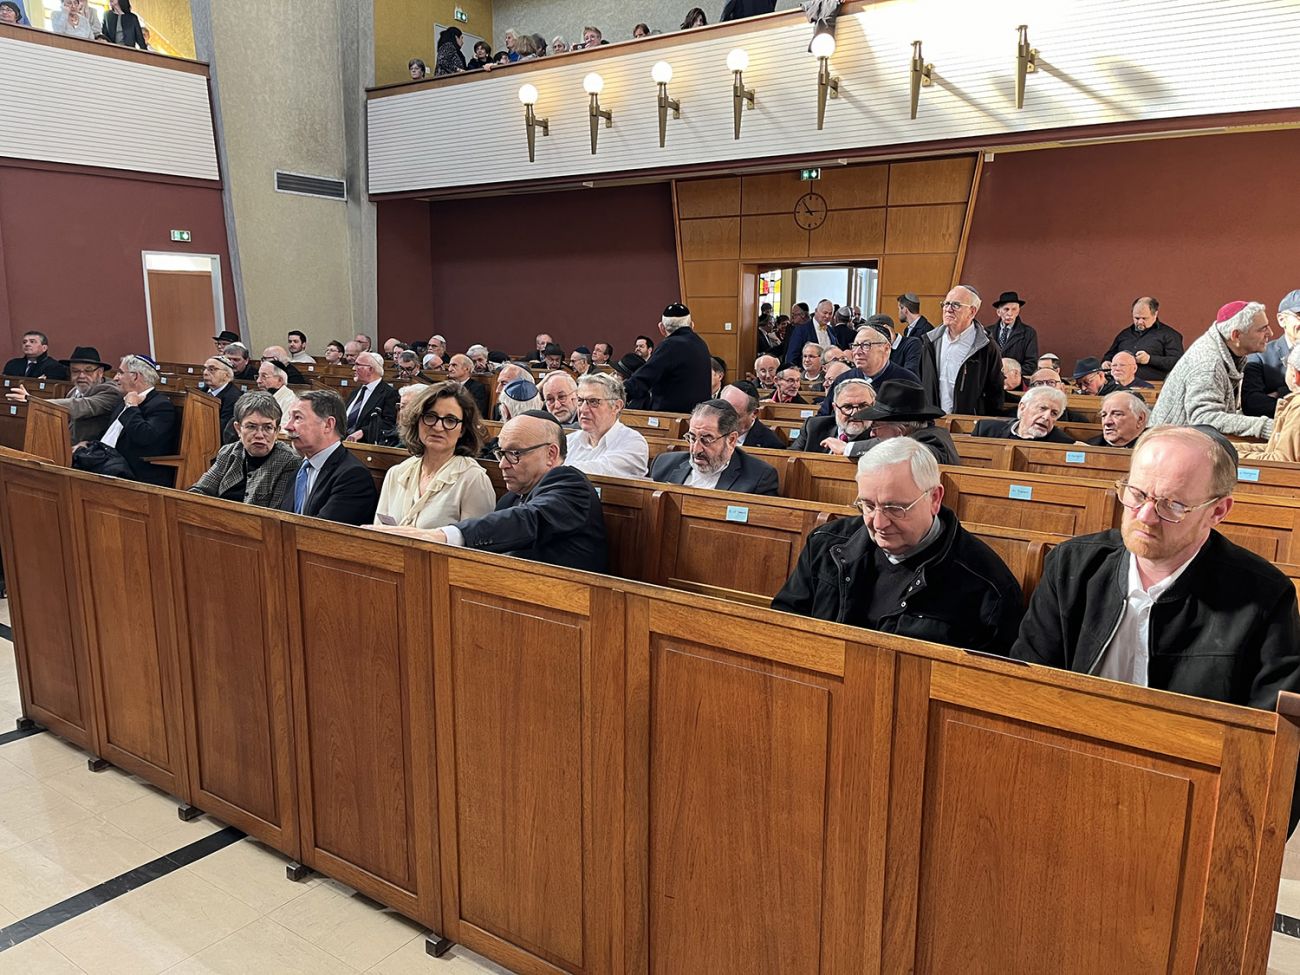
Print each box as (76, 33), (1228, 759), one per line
(375, 453), (496, 529)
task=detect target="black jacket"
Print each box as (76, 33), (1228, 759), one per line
(890, 335), (923, 376)
(209, 383), (242, 434)
(105, 389), (178, 487)
(1243, 335), (1292, 418)
(919, 325), (1005, 417)
(986, 318), (1040, 377)
(344, 381), (400, 443)
(790, 414), (870, 453)
(1102, 321), (1185, 381)
(3, 353), (68, 380)
(278, 444), (379, 525)
(972, 417), (1076, 444)
(741, 418), (785, 450)
(721, 0), (777, 19)
(623, 327), (712, 415)
(102, 10), (147, 49)
(456, 465), (607, 573)
(463, 378), (490, 420)
(850, 426), (961, 465)
(902, 315), (933, 340)
(772, 507), (1024, 653)
(650, 447), (779, 496)
(819, 361), (922, 416)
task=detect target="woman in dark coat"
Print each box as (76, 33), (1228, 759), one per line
(434, 26), (466, 76)
(102, 0), (147, 49)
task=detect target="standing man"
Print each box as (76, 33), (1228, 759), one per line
(784, 299), (852, 366)
(623, 303), (712, 414)
(4, 330), (68, 380)
(1102, 296), (1184, 382)
(280, 390), (378, 524)
(986, 291), (1039, 377)
(897, 293), (933, 340)
(820, 321), (921, 415)
(5, 346), (121, 443)
(919, 285), (1004, 417)
(287, 330), (314, 363)
(342, 351), (400, 443)
(1242, 289), (1300, 417)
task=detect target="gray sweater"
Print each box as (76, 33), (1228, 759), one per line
(1150, 324), (1273, 439)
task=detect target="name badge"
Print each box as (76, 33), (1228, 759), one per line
(1065, 451), (1086, 464)
(1008, 484), (1033, 501)
(647, 417), (661, 428)
(725, 505), (749, 523)
(594, 486), (602, 498)
(186, 367), (195, 374)
(1238, 467), (1261, 482)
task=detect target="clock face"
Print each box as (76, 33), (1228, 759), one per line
(794, 192), (828, 230)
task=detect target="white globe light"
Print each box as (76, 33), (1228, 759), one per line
(583, 72), (605, 95)
(518, 84), (538, 106)
(810, 32), (836, 59)
(651, 61), (673, 85)
(726, 48), (749, 73)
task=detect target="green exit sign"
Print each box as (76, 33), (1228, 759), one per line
(800, 168), (821, 181)
(170, 229), (191, 242)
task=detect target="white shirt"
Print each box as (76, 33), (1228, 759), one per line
(348, 379), (380, 419)
(100, 387), (154, 448)
(565, 421), (649, 478)
(375, 454), (495, 529)
(938, 325), (979, 413)
(289, 352), (315, 363)
(271, 385), (298, 430)
(1095, 550), (1199, 686)
(300, 439), (342, 506)
(813, 323), (832, 349)
(683, 463), (724, 490)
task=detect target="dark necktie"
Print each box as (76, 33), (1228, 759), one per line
(1000, 325), (1011, 347)
(25, 360), (36, 377)
(346, 390), (365, 429)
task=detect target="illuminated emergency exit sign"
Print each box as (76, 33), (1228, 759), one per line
(170, 230), (192, 242)
(799, 168), (821, 181)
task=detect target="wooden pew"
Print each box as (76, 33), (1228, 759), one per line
(21, 397), (73, 466)
(0, 376), (76, 399)
(760, 401), (821, 426)
(0, 399), (26, 449)
(144, 390), (221, 490)
(0, 450), (1295, 975)
(621, 409), (686, 440)
(944, 413), (1105, 442)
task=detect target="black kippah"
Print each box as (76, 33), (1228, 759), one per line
(663, 302), (690, 317)
(1188, 425), (1240, 466)
(520, 409), (561, 426)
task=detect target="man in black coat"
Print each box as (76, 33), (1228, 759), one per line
(721, 0), (776, 20)
(919, 286), (1005, 417)
(428, 413), (607, 573)
(773, 436), (1023, 653)
(819, 319), (920, 415)
(972, 386), (1077, 444)
(201, 356), (243, 437)
(985, 291), (1040, 378)
(280, 390), (378, 525)
(827, 380), (960, 464)
(897, 293), (933, 340)
(342, 352), (400, 444)
(791, 378), (875, 453)
(622, 303), (712, 414)
(1101, 296), (1184, 382)
(89, 354), (178, 487)
(1243, 291), (1299, 417)
(650, 400), (779, 496)
(721, 382), (784, 450)
(4, 330), (69, 380)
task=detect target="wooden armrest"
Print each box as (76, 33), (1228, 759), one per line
(143, 455), (182, 467)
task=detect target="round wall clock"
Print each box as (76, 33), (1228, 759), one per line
(794, 192), (828, 230)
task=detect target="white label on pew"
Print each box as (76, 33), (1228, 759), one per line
(1065, 451), (1086, 464)
(161, 376), (169, 384)
(726, 505), (749, 523)
(37, 381), (46, 390)
(594, 486), (601, 498)
(187, 367), (195, 374)
(8, 406), (16, 415)
(799, 409), (813, 418)
(340, 379), (349, 386)
(1238, 467), (1261, 482)
(647, 417), (660, 428)
(1008, 484), (1033, 501)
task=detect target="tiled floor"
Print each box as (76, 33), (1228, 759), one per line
(2, 600), (1299, 973)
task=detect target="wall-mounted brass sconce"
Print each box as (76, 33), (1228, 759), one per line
(810, 31), (839, 130)
(583, 73), (612, 154)
(909, 40), (933, 119)
(727, 48), (754, 140)
(1015, 25), (1038, 109)
(651, 61), (680, 148)
(518, 84), (548, 163)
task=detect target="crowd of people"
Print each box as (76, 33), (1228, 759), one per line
(1, 0), (150, 49)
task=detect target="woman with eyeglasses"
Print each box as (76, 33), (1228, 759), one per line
(371, 382), (494, 530)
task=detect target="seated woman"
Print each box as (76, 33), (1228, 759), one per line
(372, 381), (495, 532)
(972, 385), (1077, 444)
(187, 391), (300, 507)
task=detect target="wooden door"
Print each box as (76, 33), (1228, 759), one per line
(147, 268), (217, 364)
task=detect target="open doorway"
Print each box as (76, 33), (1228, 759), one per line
(141, 252), (226, 363)
(759, 262), (879, 319)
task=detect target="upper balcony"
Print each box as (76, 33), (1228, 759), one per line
(366, 0), (1300, 199)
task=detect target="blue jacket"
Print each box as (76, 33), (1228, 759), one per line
(1243, 335), (1292, 418)
(783, 322), (854, 366)
(819, 361), (921, 415)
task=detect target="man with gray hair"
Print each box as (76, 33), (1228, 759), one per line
(256, 359), (298, 430)
(1243, 288), (1300, 417)
(396, 350), (423, 383)
(919, 284), (1004, 416)
(773, 436), (1023, 652)
(1086, 390), (1149, 448)
(1239, 343), (1300, 463)
(650, 399), (779, 495)
(77, 354), (178, 487)
(342, 351), (400, 444)
(1150, 300), (1274, 439)
(466, 344), (493, 374)
(565, 373), (649, 478)
(973, 385), (1076, 443)
(622, 302), (712, 413)
(539, 370), (579, 427)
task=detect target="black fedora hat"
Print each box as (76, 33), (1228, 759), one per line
(1072, 356), (1104, 380)
(857, 380), (945, 422)
(992, 291), (1027, 308)
(613, 352), (644, 378)
(213, 329), (241, 343)
(59, 346), (113, 370)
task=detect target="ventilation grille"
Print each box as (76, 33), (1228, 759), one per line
(274, 171), (347, 201)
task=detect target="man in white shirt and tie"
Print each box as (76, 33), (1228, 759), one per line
(343, 352), (399, 443)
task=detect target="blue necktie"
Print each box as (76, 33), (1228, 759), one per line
(346, 391), (364, 429)
(293, 462), (310, 514)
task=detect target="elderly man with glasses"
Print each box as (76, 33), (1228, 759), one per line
(565, 373), (649, 478)
(919, 285), (1005, 417)
(819, 320), (920, 416)
(650, 399), (779, 495)
(773, 436), (1023, 652)
(791, 378), (876, 454)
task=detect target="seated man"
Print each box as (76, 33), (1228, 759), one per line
(1026, 368), (1086, 422)
(539, 370), (579, 428)
(262, 345), (307, 385)
(1012, 426), (1299, 711)
(5, 345), (121, 443)
(396, 350), (424, 382)
(753, 354), (780, 395)
(287, 329), (314, 363)
(1086, 390), (1149, 448)
(224, 342), (258, 381)
(1072, 357), (1107, 395)
(650, 399), (779, 495)
(1239, 344), (1300, 463)
(343, 351), (400, 444)
(791, 378), (876, 453)
(202, 356), (243, 435)
(280, 390), (378, 524)
(973, 385), (1076, 443)
(3, 329), (69, 380)
(566, 373), (649, 478)
(800, 343), (825, 389)
(830, 380), (960, 464)
(414, 412), (608, 573)
(1100, 351), (1153, 394)
(768, 365), (807, 404)
(78, 354), (178, 486)
(189, 391), (300, 507)
(214, 330), (240, 355)
(256, 360), (299, 430)
(773, 437), (1023, 652)
(720, 382), (784, 449)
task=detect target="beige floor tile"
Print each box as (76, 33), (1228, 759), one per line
(1269, 930), (1300, 974)
(0, 733), (89, 780)
(1279, 878), (1300, 921)
(184, 838), (318, 915)
(0, 753), (37, 797)
(0, 935), (86, 974)
(100, 787), (224, 855)
(0, 901), (16, 926)
(0, 779), (95, 854)
(43, 764), (150, 816)
(269, 883), (425, 971)
(0, 818), (158, 917)
(161, 917), (360, 974)
(366, 936), (516, 975)
(0, 598), (11, 625)
(43, 869), (261, 975)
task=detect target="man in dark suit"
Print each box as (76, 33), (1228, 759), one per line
(721, 0), (776, 19)
(985, 291), (1040, 377)
(819, 320), (921, 415)
(88, 354), (178, 486)
(280, 389), (378, 525)
(4, 330), (69, 380)
(623, 303), (712, 414)
(201, 356), (243, 437)
(650, 400), (779, 496)
(5, 345), (122, 444)
(721, 382), (784, 450)
(419, 412), (607, 573)
(1243, 290), (1299, 417)
(342, 352), (400, 444)
(791, 378), (876, 453)
(897, 293), (933, 340)
(224, 342), (258, 382)
(447, 354), (491, 418)
(784, 300), (854, 366)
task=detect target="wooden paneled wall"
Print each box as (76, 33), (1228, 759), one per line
(674, 155), (978, 377)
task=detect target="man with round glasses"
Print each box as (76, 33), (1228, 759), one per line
(818, 320), (920, 416)
(1012, 426), (1300, 714)
(565, 373), (649, 478)
(650, 399), (779, 495)
(791, 378), (876, 453)
(773, 437), (1023, 652)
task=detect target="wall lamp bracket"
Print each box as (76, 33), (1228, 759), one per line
(584, 73), (612, 155)
(652, 62), (680, 148)
(909, 40), (933, 119)
(518, 85), (548, 163)
(1015, 25), (1039, 109)
(727, 49), (754, 140)
(811, 31), (840, 130)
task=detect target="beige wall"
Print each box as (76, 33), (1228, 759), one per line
(374, 0), (494, 86)
(488, 0), (799, 50)
(131, 0), (194, 59)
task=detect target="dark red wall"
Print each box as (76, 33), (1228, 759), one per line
(0, 163), (237, 361)
(961, 128), (1300, 370)
(376, 183), (681, 356)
